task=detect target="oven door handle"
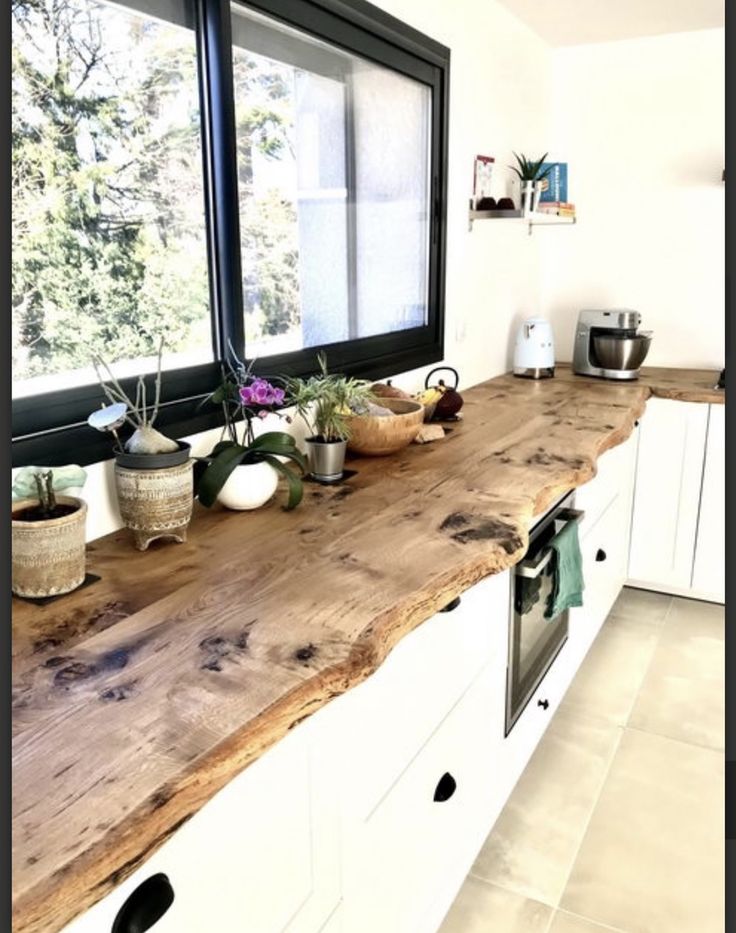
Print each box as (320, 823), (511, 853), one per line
(515, 508), (585, 579)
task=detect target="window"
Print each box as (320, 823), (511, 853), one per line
(12, 0), (211, 397)
(12, 0), (450, 466)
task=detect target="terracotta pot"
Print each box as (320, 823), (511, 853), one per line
(345, 398), (424, 456)
(217, 461), (279, 510)
(12, 496), (87, 598)
(114, 458), (193, 551)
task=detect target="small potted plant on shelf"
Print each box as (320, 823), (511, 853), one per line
(196, 352), (306, 511)
(88, 337), (193, 551)
(286, 353), (377, 482)
(11, 467), (88, 598)
(509, 152), (553, 216)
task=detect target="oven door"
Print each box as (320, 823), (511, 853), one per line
(506, 496), (584, 735)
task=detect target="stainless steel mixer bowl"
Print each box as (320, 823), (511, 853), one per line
(592, 332), (652, 371)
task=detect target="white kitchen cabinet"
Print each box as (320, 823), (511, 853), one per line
(339, 665), (505, 933)
(628, 398), (709, 595)
(61, 711), (340, 933)
(692, 404), (725, 602)
(569, 426), (639, 664)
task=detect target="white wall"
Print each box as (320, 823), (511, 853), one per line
(47, 0), (553, 542)
(541, 29), (725, 367)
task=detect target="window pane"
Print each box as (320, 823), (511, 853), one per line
(231, 4), (432, 359)
(12, 0), (210, 399)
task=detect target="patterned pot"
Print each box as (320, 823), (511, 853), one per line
(114, 458), (194, 551)
(12, 496), (87, 598)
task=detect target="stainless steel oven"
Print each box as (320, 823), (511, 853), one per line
(506, 491), (584, 735)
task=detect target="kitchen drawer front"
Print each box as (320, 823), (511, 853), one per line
(499, 632), (580, 803)
(575, 428), (638, 538)
(570, 493), (629, 663)
(341, 663), (506, 933)
(334, 571), (510, 820)
(61, 715), (339, 933)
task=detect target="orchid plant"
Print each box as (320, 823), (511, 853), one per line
(195, 350), (306, 510)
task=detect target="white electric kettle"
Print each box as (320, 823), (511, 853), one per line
(513, 317), (555, 379)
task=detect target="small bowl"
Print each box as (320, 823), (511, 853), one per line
(346, 398), (425, 456)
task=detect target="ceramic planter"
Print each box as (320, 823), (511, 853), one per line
(304, 437), (347, 482)
(12, 496), (87, 598)
(217, 461), (279, 510)
(519, 180), (539, 216)
(114, 442), (193, 551)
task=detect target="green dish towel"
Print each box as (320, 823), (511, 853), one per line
(544, 518), (584, 620)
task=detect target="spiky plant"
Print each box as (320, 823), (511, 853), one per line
(508, 152), (553, 183)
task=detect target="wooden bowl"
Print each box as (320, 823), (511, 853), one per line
(346, 398), (425, 456)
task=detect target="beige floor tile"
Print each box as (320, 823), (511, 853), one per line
(607, 587), (671, 627)
(628, 597), (724, 750)
(437, 876), (553, 933)
(549, 910), (626, 932)
(558, 616), (660, 726)
(471, 708), (622, 906)
(561, 729), (724, 933)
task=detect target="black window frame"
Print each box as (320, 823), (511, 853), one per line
(11, 0), (450, 468)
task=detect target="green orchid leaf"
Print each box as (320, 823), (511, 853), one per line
(248, 431), (298, 450)
(261, 454), (304, 510)
(245, 445), (307, 472)
(196, 444), (247, 507)
(209, 439), (237, 458)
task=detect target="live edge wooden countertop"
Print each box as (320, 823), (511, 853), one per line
(12, 365), (723, 933)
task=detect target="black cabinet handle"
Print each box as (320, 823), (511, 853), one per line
(112, 874), (174, 933)
(537, 699), (550, 710)
(634, 420), (640, 427)
(433, 772), (457, 802)
(595, 548), (607, 562)
(440, 596), (461, 613)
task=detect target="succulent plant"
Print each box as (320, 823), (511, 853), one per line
(508, 152), (553, 183)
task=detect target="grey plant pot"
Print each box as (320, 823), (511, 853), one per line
(305, 437), (347, 483)
(114, 440), (191, 470)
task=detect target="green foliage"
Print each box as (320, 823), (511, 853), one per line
(286, 352), (377, 442)
(508, 152), (553, 183)
(12, 0), (300, 383)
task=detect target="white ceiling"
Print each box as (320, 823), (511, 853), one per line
(496, 0), (724, 46)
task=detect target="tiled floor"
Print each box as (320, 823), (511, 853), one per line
(438, 588), (724, 933)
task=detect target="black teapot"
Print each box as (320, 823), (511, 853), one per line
(425, 366), (464, 420)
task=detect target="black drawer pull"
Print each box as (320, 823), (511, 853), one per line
(538, 699), (550, 710)
(440, 596), (461, 613)
(433, 771), (457, 802)
(112, 873), (174, 933)
(595, 548), (607, 562)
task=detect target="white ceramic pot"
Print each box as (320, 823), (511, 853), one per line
(217, 461), (279, 510)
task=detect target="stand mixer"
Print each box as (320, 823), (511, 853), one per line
(572, 310), (653, 380)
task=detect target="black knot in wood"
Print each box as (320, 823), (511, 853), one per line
(295, 643), (317, 663)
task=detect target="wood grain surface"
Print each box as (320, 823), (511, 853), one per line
(11, 366), (722, 933)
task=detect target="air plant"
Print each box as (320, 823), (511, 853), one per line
(508, 152), (553, 183)
(88, 337), (179, 456)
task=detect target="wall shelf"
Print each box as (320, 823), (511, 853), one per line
(468, 200), (576, 234)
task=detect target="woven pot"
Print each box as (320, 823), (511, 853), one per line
(12, 496), (87, 598)
(114, 459), (194, 551)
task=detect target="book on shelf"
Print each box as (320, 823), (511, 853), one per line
(536, 201), (575, 217)
(537, 163), (568, 203)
